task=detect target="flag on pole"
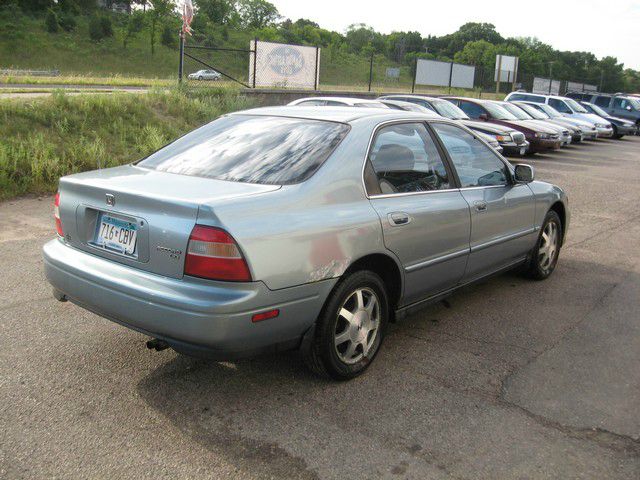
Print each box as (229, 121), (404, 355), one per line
(182, 0), (194, 36)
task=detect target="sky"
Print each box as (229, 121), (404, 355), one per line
(269, 0), (640, 70)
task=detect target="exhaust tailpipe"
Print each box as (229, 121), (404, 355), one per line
(146, 338), (170, 352)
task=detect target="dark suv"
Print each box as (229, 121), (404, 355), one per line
(567, 93), (640, 127)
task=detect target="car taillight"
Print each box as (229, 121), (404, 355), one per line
(184, 225), (251, 282)
(54, 192), (63, 237)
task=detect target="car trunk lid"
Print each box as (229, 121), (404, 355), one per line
(58, 165), (280, 279)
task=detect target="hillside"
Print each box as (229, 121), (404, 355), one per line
(0, 14), (415, 90)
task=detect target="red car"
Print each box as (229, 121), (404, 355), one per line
(443, 97), (562, 153)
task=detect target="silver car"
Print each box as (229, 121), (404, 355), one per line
(44, 107), (569, 379)
(187, 69), (222, 81)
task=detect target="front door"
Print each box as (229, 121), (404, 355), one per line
(365, 122), (471, 306)
(430, 122), (537, 281)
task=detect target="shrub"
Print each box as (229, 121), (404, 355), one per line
(58, 13), (77, 32)
(45, 9), (59, 33)
(88, 14), (113, 41)
(161, 24), (176, 48)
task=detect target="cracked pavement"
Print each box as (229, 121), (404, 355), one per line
(1, 137), (639, 479)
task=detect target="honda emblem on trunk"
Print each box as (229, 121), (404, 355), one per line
(105, 194), (115, 206)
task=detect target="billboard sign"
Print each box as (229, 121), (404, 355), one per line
(249, 41), (319, 89)
(533, 77), (561, 95)
(495, 55), (519, 83)
(415, 59), (475, 89)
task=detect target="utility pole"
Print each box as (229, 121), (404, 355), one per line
(548, 61), (553, 94)
(599, 70), (604, 92)
(495, 54), (502, 95)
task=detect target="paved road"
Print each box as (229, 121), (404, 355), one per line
(1, 137), (639, 479)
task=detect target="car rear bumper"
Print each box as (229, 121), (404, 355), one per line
(43, 239), (336, 359)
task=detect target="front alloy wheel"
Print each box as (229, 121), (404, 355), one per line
(523, 210), (562, 280)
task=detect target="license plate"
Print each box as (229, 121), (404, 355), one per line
(95, 214), (137, 255)
(520, 147), (526, 155)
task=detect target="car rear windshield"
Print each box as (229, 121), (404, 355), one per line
(138, 115), (350, 185)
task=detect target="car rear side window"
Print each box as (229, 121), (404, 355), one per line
(431, 123), (508, 188)
(138, 115), (349, 185)
(367, 123), (451, 195)
(594, 96), (610, 108)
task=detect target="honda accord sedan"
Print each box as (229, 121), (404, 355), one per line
(44, 107), (569, 380)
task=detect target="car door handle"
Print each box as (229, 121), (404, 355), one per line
(473, 201), (488, 212)
(388, 212), (412, 226)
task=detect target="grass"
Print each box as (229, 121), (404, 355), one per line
(0, 75), (173, 87)
(0, 88), (254, 200)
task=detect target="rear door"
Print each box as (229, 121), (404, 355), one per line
(366, 122), (471, 305)
(430, 122), (537, 281)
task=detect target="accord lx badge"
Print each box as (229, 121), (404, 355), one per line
(105, 194), (115, 206)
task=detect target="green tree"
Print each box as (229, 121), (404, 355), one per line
(147, 0), (172, 55)
(195, 0), (235, 24)
(122, 9), (144, 48)
(237, 0), (280, 29)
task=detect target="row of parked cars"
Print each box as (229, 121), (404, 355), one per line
(288, 92), (639, 157)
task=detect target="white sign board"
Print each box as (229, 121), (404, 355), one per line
(415, 59), (450, 87)
(415, 59), (475, 89)
(249, 41), (319, 89)
(386, 67), (400, 79)
(451, 63), (475, 89)
(495, 55), (518, 82)
(567, 81), (598, 93)
(533, 77), (561, 95)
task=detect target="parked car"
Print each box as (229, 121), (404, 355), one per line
(379, 99), (503, 153)
(43, 107), (569, 379)
(504, 92), (613, 138)
(443, 97), (562, 153)
(515, 101), (599, 140)
(288, 97), (390, 108)
(512, 101), (585, 143)
(568, 93), (640, 126)
(579, 101), (638, 138)
(379, 94), (529, 156)
(188, 69), (222, 81)
(498, 101), (573, 147)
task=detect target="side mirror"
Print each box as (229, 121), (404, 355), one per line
(626, 105), (632, 111)
(479, 113), (489, 121)
(514, 164), (534, 183)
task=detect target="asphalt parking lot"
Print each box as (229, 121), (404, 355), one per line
(1, 136), (639, 479)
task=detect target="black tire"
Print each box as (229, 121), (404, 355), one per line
(302, 270), (388, 380)
(198, 76), (203, 81)
(522, 210), (562, 280)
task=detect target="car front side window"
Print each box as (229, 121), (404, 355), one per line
(431, 123), (509, 188)
(458, 101), (485, 119)
(367, 123), (451, 195)
(548, 99), (572, 114)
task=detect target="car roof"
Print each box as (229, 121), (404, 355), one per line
(379, 94), (443, 102)
(289, 96), (386, 106)
(231, 105), (441, 124)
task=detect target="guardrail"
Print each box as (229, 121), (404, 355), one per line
(0, 69), (60, 77)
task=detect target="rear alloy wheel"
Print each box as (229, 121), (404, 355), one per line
(303, 270), (388, 380)
(523, 210), (562, 280)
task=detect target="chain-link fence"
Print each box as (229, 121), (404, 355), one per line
(178, 40), (603, 98)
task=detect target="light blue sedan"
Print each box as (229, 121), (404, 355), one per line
(44, 106), (569, 379)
